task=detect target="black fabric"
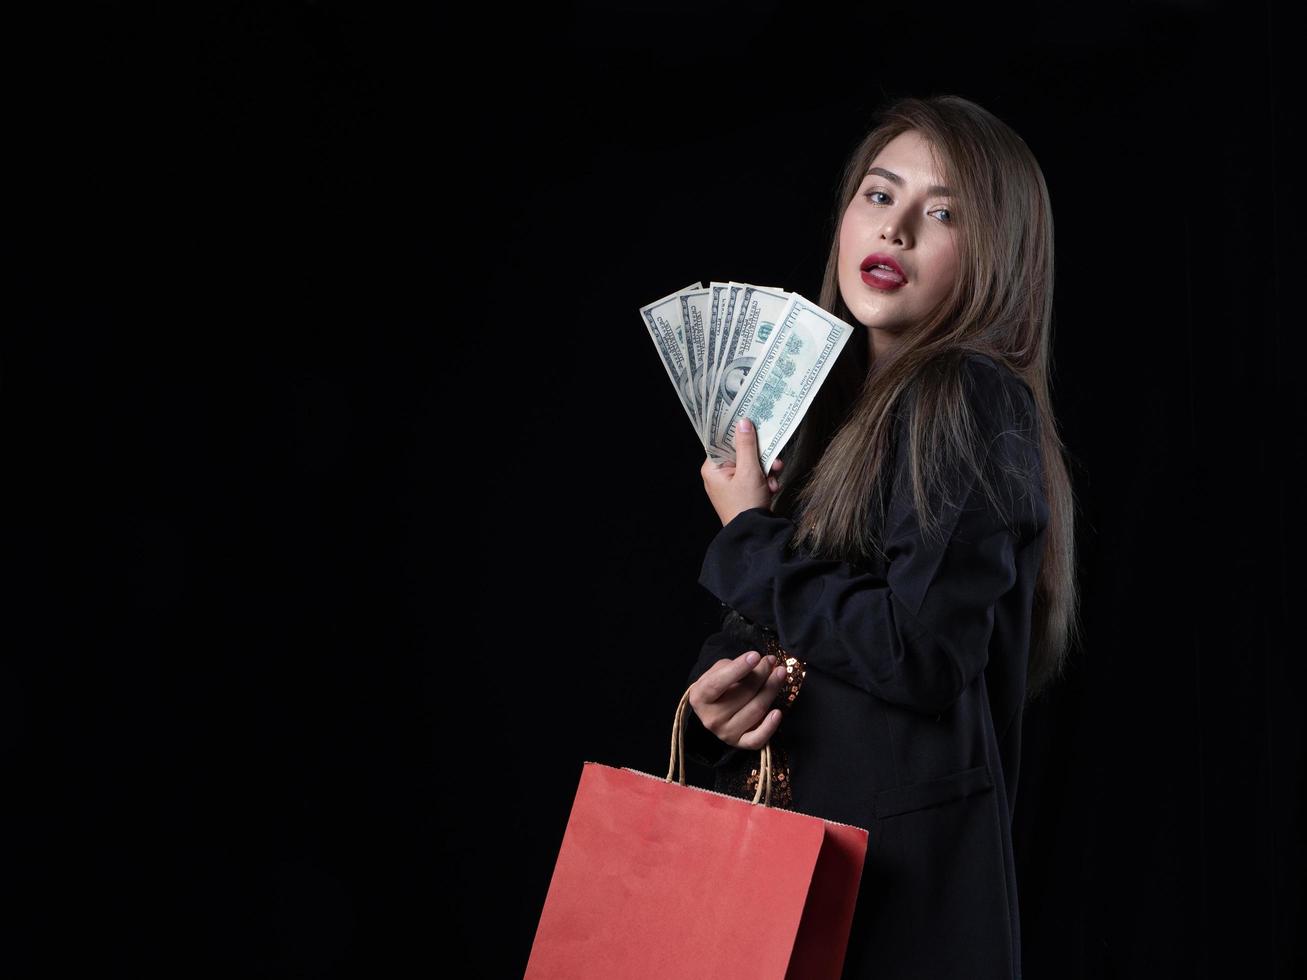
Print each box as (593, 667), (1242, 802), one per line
(682, 353), (1048, 980)
(679, 606), (787, 777)
(679, 610), (750, 772)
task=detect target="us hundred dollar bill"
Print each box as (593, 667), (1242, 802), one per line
(639, 281), (706, 447)
(712, 292), (854, 475)
(703, 282), (791, 453)
(641, 282), (856, 472)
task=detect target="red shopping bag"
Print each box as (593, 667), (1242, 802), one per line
(523, 684), (870, 980)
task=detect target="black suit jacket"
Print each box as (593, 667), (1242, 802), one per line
(680, 353), (1049, 980)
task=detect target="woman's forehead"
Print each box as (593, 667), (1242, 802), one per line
(867, 134), (949, 188)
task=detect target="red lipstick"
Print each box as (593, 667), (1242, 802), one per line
(859, 252), (907, 290)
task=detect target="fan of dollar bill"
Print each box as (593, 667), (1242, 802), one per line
(641, 281), (857, 476)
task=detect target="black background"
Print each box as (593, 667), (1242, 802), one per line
(8, 2), (1303, 977)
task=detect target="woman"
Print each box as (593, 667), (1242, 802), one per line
(680, 95), (1081, 980)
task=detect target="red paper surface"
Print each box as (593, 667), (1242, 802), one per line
(524, 762), (869, 980)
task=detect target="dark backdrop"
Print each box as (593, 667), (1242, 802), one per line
(8, 2), (1302, 977)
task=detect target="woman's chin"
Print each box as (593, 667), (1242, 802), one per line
(850, 309), (902, 332)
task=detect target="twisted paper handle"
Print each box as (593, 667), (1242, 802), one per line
(667, 686), (774, 805)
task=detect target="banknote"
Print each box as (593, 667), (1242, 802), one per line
(641, 282), (856, 474)
(639, 281), (705, 446)
(703, 282), (791, 452)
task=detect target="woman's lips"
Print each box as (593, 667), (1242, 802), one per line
(860, 267), (906, 290)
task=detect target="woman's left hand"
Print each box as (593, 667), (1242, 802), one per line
(701, 417), (784, 526)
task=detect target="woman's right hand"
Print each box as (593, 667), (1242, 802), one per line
(687, 650), (788, 751)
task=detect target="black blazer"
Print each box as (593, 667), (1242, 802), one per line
(680, 353), (1049, 980)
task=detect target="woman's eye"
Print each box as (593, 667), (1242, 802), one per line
(863, 190), (953, 224)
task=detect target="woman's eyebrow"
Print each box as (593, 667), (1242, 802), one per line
(864, 166), (952, 197)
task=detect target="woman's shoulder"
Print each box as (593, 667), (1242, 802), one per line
(938, 354), (1046, 536)
(958, 352), (1037, 425)
(960, 351), (1030, 392)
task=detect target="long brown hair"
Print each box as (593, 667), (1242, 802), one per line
(773, 94), (1081, 705)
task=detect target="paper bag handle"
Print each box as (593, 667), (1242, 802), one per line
(666, 685), (774, 806)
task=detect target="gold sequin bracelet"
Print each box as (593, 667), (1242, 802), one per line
(728, 635), (807, 809)
(763, 633), (807, 713)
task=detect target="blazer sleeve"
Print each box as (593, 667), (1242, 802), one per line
(678, 611), (751, 770)
(697, 359), (1046, 716)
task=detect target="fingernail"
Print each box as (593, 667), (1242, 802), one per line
(739, 417), (751, 432)
(745, 651), (760, 666)
(766, 655), (776, 666)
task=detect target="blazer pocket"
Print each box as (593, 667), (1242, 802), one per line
(873, 764), (995, 820)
